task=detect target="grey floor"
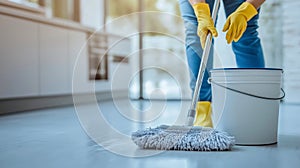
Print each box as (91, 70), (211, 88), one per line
(1, 99), (300, 168)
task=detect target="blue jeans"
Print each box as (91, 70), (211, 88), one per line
(178, 0), (265, 101)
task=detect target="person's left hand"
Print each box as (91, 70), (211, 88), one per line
(222, 2), (258, 44)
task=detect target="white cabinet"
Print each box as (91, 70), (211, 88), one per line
(0, 13), (131, 99)
(0, 15), (39, 99)
(68, 30), (91, 93)
(39, 24), (70, 95)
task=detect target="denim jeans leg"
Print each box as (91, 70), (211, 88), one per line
(223, 0), (265, 68)
(178, 0), (216, 101)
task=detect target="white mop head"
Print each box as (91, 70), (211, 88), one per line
(132, 125), (235, 151)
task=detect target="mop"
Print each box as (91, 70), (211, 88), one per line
(131, 0), (235, 151)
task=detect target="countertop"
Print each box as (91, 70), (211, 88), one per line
(0, 0), (94, 33)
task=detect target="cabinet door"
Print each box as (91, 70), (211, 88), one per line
(0, 15), (39, 99)
(68, 30), (91, 93)
(39, 24), (69, 95)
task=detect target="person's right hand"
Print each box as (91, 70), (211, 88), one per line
(222, 2), (258, 44)
(192, 3), (218, 48)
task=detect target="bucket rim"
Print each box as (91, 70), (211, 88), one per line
(211, 68), (283, 72)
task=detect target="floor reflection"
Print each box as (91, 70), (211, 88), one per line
(0, 100), (299, 168)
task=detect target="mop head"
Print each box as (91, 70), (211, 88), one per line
(131, 125), (235, 151)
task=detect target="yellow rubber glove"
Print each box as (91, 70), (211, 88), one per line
(222, 2), (258, 43)
(194, 101), (213, 128)
(192, 3), (218, 48)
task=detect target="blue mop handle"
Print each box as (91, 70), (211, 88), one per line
(186, 0), (220, 126)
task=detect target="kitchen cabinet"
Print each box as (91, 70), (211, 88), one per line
(39, 24), (70, 95)
(0, 15), (39, 98)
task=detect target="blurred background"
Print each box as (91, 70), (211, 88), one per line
(0, 0), (299, 114)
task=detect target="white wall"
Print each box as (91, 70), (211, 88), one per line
(282, 0), (300, 103)
(259, 0), (283, 68)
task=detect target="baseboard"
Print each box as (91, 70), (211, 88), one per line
(0, 90), (128, 115)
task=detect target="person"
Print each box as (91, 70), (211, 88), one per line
(178, 0), (266, 127)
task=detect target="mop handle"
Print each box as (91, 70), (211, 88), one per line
(186, 0), (220, 126)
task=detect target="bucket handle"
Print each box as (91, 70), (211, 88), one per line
(208, 78), (285, 100)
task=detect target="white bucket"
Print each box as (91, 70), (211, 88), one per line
(210, 68), (284, 145)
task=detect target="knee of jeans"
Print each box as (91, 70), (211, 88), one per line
(233, 35), (262, 52)
(184, 24), (201, 46)
(240, 24), (259, 41)
(239, 34), (260, 47)
(246, 14), (259, 30)
(184, 20), (197, 34)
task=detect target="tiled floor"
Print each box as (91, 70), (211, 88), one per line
(0, 99), (299, 168)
